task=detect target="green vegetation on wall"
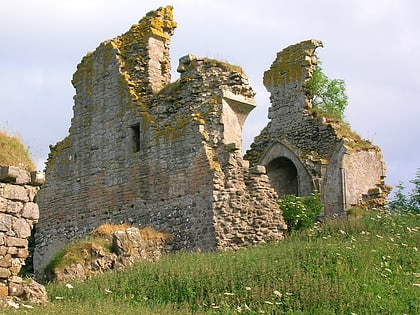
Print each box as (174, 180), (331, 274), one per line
(305, 60), (348, 120)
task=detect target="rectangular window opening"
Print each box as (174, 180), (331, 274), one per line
(130, 123), (141, 153)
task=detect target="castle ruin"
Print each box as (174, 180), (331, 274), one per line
(34, 6), (388, 274)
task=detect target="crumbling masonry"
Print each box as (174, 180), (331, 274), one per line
(34, 6), (388, 274)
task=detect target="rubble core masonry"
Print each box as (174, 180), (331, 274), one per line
(34, 6), (388, 275)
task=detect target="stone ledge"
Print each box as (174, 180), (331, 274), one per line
(0, 166), (45, 186)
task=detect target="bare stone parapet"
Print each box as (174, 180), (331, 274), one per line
(0, 166), (47, 304)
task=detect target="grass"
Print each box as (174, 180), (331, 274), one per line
(0, 130), (35, 171)
(7, 211), (419, 314)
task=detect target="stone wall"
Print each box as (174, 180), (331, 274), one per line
(245, 39), (388, 216)
(0, 166), (46, 301)
(34, 7), (286, 276)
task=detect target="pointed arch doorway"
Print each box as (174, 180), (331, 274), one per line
(266, 157), (298, 196)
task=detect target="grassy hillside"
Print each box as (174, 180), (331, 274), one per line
(8, 211), (420, 314)
(0, 130), (35, 171)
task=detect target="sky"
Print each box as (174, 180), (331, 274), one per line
(0, 0), (419, 194)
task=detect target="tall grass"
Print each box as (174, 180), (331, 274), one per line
(8, 211), (419, 314)
(0, 130), (35, 171)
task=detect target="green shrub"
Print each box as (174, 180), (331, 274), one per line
(388, 169), (420, 213)
(278, 191), (323, 232)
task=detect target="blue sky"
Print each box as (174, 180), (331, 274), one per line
(1, 0), (419, 193)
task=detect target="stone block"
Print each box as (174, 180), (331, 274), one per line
(25, 185), (39, 202)
(8, 276), (22, 284)
(0, 197), (6, 213)
(1, 184), (29, 202)
(13, 218), (32, 238)
(0, 285), (8, 297)
(0, 166), (31, 185)
(30, 171), (46, 186)
(17, 248), (28, 259)
(7, 247), (18, 255)
(8, 281), (23, 296)
(22, 202), (39, 220)
(0, 267), (11, 279)
(5, 236), (28, 248)
(9, 265), (21, 276)
(0, 213), (13, 232)
(250, 165), (266, 174)
(0, 198), (23, 215)
(0, 254), (12, 268)
(22, 279), (48, 304)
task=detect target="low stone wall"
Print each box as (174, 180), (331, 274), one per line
(51, 226), (173, 282)
(0, 166), (47, 302)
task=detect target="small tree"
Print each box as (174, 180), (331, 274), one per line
(388, 169), (420, 213)
(305, 60), (348, 120)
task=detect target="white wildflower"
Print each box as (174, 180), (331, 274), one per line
(273, 290), (282, 298)
(339, 229), (346, 235)
(224, 292), (235, 296)
(245, 286), (252, 291)
(66, 283), (74, 289)
(7, 300), (19, 309)
(21, 304), (34, 309)
(105, 288), (112, 294)
(55, 296), (64, 300)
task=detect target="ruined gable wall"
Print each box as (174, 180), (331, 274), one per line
(246, 40), (340, 168)
(245, 39), (388, 215)
(34, 6), (181, 274)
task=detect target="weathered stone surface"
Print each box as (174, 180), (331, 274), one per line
(0, 185), (28, 202)
(8, 282), (23, 297)
(0, 214), (13, 232)
(0, 198), (24, 215)
(0, 166), (31, 185)
(0, 267), (11, 279)
(21, 202), (39, 220)
(51, 226), (171, 281)
(245, 39), (388, 216)
(55, 263), (87, 282)
(0, 286), (8, 297)
(6, 237), (28, 248)
(21, 279), (48, 304)
(0, 254), (12, 268)
(34, 6), (286, 275)
(30, 171), (45, 186)
(0, 170), (39, 301)
(12, 218), (32, 238)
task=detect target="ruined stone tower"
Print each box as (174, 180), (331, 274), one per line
(245, 40), (388, 216)
(34, 7), (286, 274)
